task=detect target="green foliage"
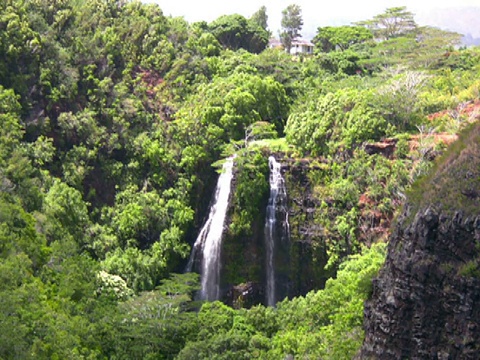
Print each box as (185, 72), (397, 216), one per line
(101, 184), (192, 291)
(0, 198), (48, 272)
(228, 150), (269, 237)
(178, 243), (386, 359)
(0, 86), (23, 163)
(0, 1), (478, 358)
(357, 6), (417, 41)
(317, 49), (365, 75)
(42, 180), (90, 247)
(408, 122), (480, 217)
(208, 14), (269, 54)
(373, 71), (429, 130)
(250, 6), (269, 33)
(314, 26), (373, 52)
(108, 273), (200, 359)
(285, 89), (388, 156)
(280, 4), (303, 53)
(223, 150), (269, 285)
(176, 71), (289, 141)
(458, 260), (480, 278)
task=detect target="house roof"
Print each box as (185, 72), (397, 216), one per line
(291, 38), (314, 47)
(268, 38), (282, 47)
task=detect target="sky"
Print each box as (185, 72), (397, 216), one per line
(146, 0), (480, 38)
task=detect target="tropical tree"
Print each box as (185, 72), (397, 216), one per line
(280, 4), (303, 53)
(250, 5), (268, 32)
(313, 26), (373, 53)
(357, 6), (417, 41)
(209, 14), (269, 53)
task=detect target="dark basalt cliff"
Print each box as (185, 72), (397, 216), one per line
(360, 207), (480, 359)
(359, 124), (480, 359)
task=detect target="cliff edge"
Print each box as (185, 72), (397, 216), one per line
(359, 123), (480, 359)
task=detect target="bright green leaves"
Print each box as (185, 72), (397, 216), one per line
(286, 89), (388, 156)
(177, 244), (386, 359)
(314, 26), (373, 53)
(42, 180), (90, 248)
(0, 2), (41, 101)
(176, 71), (288, 144)
(0, 199), (47, 272)
(221, 88), (260, 138)
(0, 86), (23, 165)
(229, 150), (269, 237)
(102, 184), (193, 291)
(0, 86), (42, 210)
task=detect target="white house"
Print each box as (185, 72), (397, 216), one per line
(290, 38), (314, 55)
(268, 38), (315, 55)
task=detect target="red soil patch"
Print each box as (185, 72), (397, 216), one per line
(428, 99), (480, 122)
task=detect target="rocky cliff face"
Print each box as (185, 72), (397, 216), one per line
(283, 159), (334, 296)
(221, 155), (335, 307)
(359, 124), (480, 359)
(360, 207), (480, 359)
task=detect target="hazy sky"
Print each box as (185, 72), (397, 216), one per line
(147, 0), (480, 38)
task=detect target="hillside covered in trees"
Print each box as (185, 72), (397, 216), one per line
(1, 1), (479, 358)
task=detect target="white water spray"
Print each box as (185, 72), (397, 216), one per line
(265, 156), (288, 306)
(187, 156), (235, 301)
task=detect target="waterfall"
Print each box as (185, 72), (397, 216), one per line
(187, 156), (235, 301)
(265, 156), (288, 306)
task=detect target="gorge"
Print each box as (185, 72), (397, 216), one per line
(2, 0), (479, 358)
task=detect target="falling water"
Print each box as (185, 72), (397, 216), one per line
(265, 156), (288, 306)
(187, 156), (235, 301)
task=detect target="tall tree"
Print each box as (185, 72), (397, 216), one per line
(280, 4), (303, 53)
(209, 14), (269, 53)
(357, 6), (417, 41)
(250, 5), (268, 32)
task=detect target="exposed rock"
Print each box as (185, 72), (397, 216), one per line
(358, 124), (480, 359)
(227, 282), (263, 309)
(364, 138), (397, 159)
(282, 158), (334, 296)
(359, 207), (480, 359)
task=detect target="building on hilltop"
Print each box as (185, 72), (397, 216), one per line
(268, 38), (314, 55)
(289, 38), (314, 55)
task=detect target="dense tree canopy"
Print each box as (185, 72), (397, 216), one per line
(0, 0), (479, 358)
(208, 14), (269, 53)
(313, 25), (373, 52)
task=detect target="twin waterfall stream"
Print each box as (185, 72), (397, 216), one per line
(186, 155), (235, 301)
(187, 155), (289, 306)
(264, 156), (288, 306)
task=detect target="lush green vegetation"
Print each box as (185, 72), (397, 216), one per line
(177, 243), (386, 360)
(0, 0), (479, 358)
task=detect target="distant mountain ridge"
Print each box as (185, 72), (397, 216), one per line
(416, 6), (480, 45)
